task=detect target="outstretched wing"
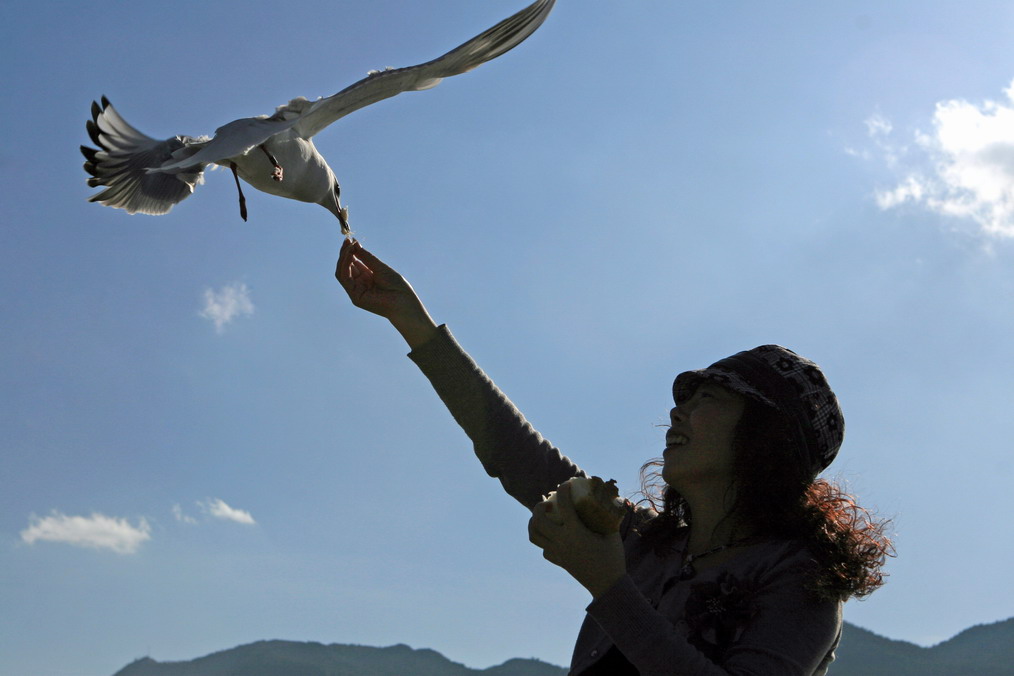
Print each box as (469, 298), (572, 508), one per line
(81, 97), (207, 215)
(294, 0), (556, 139)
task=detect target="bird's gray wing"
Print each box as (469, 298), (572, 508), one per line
(154, 115), (300, 172)
(293, 0), (555, 139)
(81, 97), (208, 215)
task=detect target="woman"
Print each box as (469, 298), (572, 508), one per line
(335, 239), (892, 676)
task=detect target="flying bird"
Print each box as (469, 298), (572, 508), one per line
(81, 0), (555, 234)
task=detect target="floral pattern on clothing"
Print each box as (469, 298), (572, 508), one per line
(684, 571), (757, 662)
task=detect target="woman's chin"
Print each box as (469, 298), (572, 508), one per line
(661, 463), (682, 489)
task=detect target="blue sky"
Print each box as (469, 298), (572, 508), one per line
(3, 1), (1014, 674)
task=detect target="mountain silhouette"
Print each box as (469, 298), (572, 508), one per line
(112, 618), (1014, 675)
(834, 617), (1014, 675)
(113, 642), (567, 676)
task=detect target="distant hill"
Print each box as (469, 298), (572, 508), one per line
(112, 641), (567, 676)
(112, 619), (1014, 676)
(834, 617), (1014, 675)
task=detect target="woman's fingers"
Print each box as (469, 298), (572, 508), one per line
(528, 511), (556, 551)
(335, 240), (349, 282)
(529, 496), (568, 544)
(349, 241), (389, 273)
(528, 526), (550, 551)
(336, 240), (373, 294)
(336, 238), (359, 285)
(528, 515), (556, 563)
(555, 482), (580, 520)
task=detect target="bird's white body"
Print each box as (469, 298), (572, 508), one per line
(227, 127), (338, 209)
(81, 0), (556, 232)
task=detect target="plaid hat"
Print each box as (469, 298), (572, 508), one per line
(672, 345), (844, 479)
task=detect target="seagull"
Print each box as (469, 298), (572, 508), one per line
(81, 0), (555, 234)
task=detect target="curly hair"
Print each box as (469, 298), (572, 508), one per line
(639, 400), (894, 603)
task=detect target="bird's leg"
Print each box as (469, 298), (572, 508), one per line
(230, 162), (248, 222)
(260, 145), (283, 182)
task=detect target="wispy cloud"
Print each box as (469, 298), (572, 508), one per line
(860, 79), (1014, 238)
(865, 111), (893, 138)
(199, 498), (256, 525)
(199, 282), (254, 334)
(172, 503), (197, 524)
(20, 511), (151, 554)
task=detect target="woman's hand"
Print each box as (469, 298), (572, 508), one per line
(529, 481), (627, 599)
(335, 239), (438, 349)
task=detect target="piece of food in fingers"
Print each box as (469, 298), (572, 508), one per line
(542, 476), (627, 534)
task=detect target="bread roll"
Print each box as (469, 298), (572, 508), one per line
(542, 476), (626, 534)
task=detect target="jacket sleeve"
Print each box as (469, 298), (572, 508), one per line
(407, 325), (585, 509)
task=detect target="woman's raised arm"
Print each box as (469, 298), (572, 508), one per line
(335, 237), (585, 508)
(335, 238), (438, 349)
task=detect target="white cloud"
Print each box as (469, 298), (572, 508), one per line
(864, 79), (1014, 238)
(172, 503), (197, 524)
(199, 498), (256, 525)
(865, 112), (893, 138)
(875, 175), (925, 209)
(20, 511), (151, 554)
(199, 282), (254, 334)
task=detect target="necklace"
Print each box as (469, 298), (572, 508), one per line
(676, 536), (756, 581)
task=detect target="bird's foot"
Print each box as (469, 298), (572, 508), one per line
(259, 145), (283, 182)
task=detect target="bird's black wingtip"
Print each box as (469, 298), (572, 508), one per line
(86, 119), (103, 147)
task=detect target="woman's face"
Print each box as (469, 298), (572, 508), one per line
(662, 382), (746, 491)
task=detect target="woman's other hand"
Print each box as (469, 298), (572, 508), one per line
(529, 481), (627, 598)
(336, 239), (438, 349)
